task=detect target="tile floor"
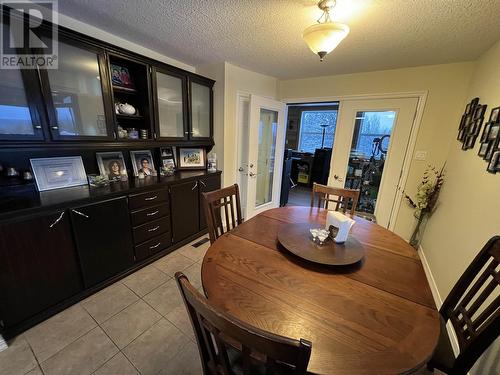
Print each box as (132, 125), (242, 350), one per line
(0, 236), (209, 375)
(0, 235), (442, 375)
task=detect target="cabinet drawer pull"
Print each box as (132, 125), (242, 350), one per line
(191, 181), (198, 190)
(199, 180), (206, 187)
(146, 210), (159, 217)
(144, 195), (158, 201)
(149, 242), (161, 250)
(49, 211), (65, 228)
(148, 225), (160, 232)
(71, 209), (89, 219)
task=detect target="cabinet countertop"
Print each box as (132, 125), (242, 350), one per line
(0, 170), (222, 221)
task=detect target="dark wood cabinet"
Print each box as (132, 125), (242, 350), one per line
(71, 197), (134, 288)
(170, 179), (200, 243)
(188, 76), (213, 141)
(0, 211), (83, 329)
(199, 174), (222, 230)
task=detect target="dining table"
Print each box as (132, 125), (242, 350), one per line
(201, 206), (440, 374)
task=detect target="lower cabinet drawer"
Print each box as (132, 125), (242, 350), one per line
(135, 233), (171, 261)
(130, 204), (170, 226)
(133, 217), (170, 245)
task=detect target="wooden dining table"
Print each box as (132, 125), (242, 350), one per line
(201, 206), (440, 374)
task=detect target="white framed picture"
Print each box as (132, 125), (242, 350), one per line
(96, 151), (128, 181)
(30, 156), (87, 191)
(177, 147), (206, 170)
(130, 150), (156, 177)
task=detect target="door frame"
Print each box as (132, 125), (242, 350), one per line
(281, 91), (427, 231)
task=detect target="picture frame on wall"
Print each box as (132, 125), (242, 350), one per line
(480, 122), (491, 143)
(96, 152), (128, 182)
(30, 156), (87, 191)
(177, 147), (206, 170)
(489, 106), (500, 123)
(130, 150), (156, 177)
(478, 142), (489, 157)
(487, 151), (500, 174)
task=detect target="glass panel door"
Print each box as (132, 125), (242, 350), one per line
(345, 111), (396, 216)
(155, 70), (186, 139)
(44, 39), (111, 139)
(190, 81), (211, 138)
(246, 95), (285, 219)
(256, 109), (278, 206)
(0, 68), (43, 140)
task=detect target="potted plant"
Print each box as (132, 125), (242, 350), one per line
(403, 164), (445, 248)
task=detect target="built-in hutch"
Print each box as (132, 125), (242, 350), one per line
(0, 8), (220, 338)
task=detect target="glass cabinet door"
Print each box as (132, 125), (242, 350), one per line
(0, 68), (44, 140)
(154, 69), (186, 139)
(190, 80), (212, 139)
(43, 39), (112, 139)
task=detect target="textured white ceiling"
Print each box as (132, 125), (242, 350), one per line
(56, 0), (500, 79)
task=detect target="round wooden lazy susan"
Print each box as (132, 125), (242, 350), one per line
(277, 222), (365, 266)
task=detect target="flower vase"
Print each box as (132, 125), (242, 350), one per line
(409, 214), (425, 249)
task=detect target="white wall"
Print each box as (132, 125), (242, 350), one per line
(421, 41), (500, 375)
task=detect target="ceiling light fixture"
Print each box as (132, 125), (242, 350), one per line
(303, 0), (350, 62)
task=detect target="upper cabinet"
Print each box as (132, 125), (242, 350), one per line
(40, 37), (114, 140)
(152, 67), (187, 140)
(189, 77), (213, 140)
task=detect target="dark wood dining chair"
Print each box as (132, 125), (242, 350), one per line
(310, 182), (360, 215)
(202, 184), (243, 244)
(175, 272), (312, 375)
(427, 236), (500, 375)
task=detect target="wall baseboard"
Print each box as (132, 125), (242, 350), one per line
(0, 335), (7, 352)
(418, 245), (460, 356)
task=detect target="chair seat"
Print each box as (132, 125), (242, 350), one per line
(429, 316), (456, 373)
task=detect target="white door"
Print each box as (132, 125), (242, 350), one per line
(330, 98), (419, 229)
(238, 95), (286, 219)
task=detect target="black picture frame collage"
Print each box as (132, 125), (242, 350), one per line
(457, 97), (500, 174)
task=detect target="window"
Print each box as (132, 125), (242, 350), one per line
(351, 111), (395, 159)
(298, 110), (337, 153)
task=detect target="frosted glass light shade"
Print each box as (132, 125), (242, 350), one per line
(302, 22), (349, 60)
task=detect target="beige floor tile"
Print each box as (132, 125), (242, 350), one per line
(143, 278), (184, 316)
(81, 282), (138, 324)
(94, 352), (139, 375)
(152, 251), (195, 277)
(25, 366), (43, 375)
(122, 265), (170, 297)
(123, 318), (190, 375)
(101, 300), (162, 349)
(0, 336), (38, 375)
(178, 238), (210, 261)
(24, 303), (97, 362)
(40, 327), (117, 375)
(158, 340), (202, 375)
(182, 261), (203, 290)
(165, 304), (195, 339)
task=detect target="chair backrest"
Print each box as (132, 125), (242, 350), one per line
(440, 236), (500, 372)
(310, 182), (360, 215)
(202, 184), (243, 244)
(175, 272), (312, 375)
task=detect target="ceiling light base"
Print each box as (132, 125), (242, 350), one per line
(318, 0), (336, 11)
(318, 51), (327, 62)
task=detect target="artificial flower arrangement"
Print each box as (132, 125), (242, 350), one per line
(403, 164), (445, 248)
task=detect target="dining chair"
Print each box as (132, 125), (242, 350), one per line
(310, 182), (360, 215)
(175, 272), (312, 375)
(202, 184), (243, 244)
(427, 236), (500, 375)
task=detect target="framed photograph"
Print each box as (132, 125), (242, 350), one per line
(473, 104), (487, 120)
(478, 142), (489, 157)
(177, 147), (206, 170)
(462, 135), (476, 150)
(487, 151), (500, 174)
(487, 123), (500, 141)
(489, 106), (500, 123)
(110, 64), (135, 89)
(96, 152), (128, 182)
(30, 156), (87, 192)
(480, 122), (491, 143)
(484, 138), (500, 161)
(160, 147), (176, 168)
(130, 150), (156, 177)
